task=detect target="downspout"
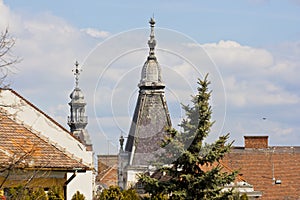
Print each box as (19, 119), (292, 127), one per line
(64, 171), (77, 200)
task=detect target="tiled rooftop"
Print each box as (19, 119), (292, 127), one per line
(0, 108), (88, 171)
(0, 88), (93, 169)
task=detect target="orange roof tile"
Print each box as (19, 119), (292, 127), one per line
(0, 109), (88, 171)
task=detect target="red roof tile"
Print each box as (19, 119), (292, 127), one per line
(0, 109), (88, 171)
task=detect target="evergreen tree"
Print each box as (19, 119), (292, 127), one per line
(97, 186), (141, 200)
(122, 188), (140, 200)
(98, 186), (123, 200)
(139, 75), (237, 199)
(71, 191), (86, 200)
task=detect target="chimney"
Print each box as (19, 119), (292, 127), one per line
(244, 136), (268, 149)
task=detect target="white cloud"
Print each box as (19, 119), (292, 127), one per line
(81, 28), (110, 38)
(200, 40), (300, 107)
(202, 40), (274, 70)
(224, 76), (300, 107)
(2, 0), (300, 154)
(198, 39), (300, 147)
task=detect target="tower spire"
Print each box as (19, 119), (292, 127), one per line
(148, 17), (156, 59)
(138, 18), (164, 88)
(124, 17), (171, 164)
(68, 61), (93, 151)
(73, 61), (82, 88)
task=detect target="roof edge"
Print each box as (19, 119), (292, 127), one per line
(0, 88), (84, 144)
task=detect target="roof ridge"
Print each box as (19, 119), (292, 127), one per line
(3, 88), (83, 143)
(99, 164), (118, 181)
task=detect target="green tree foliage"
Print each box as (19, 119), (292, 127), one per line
(98, 186), (123, 200)
(4, 185), (64, 200)
(139, 75), (237, 199)
(97, 186), (140, 200)
(5, 185), (47, 200)
(29, 187), (47, 200)
(71, 191), (86, 200)
(47, 186), (64, 200)
(122, 188), (140, 200)
(6, 185), (30, 200)
(240, 194), (249, 200)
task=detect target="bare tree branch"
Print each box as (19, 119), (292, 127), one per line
(0, 28), (21, 87)
(0, 138), (37, 188)
(0, 29), (20, 67)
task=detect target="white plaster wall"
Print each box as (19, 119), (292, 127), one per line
(67, 170), (93, 200)
(126, 170), (138, 188)
(126, 168), (148, 189)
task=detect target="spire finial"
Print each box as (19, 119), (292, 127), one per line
(72, 61), (82, 88)
(148, 17), (156, 58)
(119, 133), (125, 151)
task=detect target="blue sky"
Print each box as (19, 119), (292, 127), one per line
(1, 0), (300, 155)
(5, 0), (300, 45)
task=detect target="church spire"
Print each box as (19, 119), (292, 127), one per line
(68, 61), (93, 151)
(124, 18), (171, 165)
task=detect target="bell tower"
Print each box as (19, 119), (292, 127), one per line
(68, 61), (93, 151)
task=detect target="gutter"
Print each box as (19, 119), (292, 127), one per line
(63, 169), (86, 200)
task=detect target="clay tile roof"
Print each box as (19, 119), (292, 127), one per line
(0, 109), (88, 171)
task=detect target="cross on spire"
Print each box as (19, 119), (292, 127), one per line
(72, 61), (82, 88)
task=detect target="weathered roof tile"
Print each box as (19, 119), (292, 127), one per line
(0, 108), (89, 171)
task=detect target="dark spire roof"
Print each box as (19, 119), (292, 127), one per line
(125, 18), (172, 166)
